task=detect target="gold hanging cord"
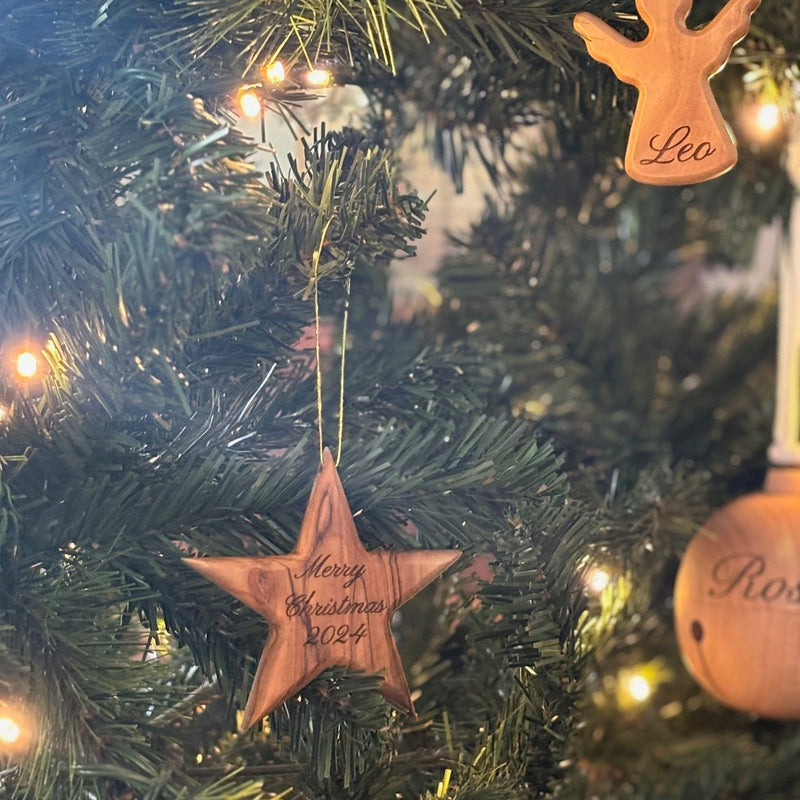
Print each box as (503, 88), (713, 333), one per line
(311, 221), (351, 467)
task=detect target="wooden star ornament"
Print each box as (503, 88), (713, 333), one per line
(186, 449), (460, 729)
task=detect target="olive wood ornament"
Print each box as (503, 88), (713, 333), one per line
(675, 150), (800, 717)
(187, 448), (460, 729)
(674, 468), (800, 718)
(573, 0), (760, 185)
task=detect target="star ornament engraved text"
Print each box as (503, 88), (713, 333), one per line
(186, 449), (460, 729)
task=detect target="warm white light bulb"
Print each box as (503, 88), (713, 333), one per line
(0, 716), (21, 745)
(306, 68), (331, 87)
(15, 351), (38, 379)
(625, 672), (652, 703)
(586, 566), (610, 594)
(239, 91), (262, 118)
(756, 102), (781, 133)
(265, 61), (285, 83)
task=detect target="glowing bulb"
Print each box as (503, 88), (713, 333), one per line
(265, 61), (285, 83)
(0, 716), (21, 745)
(238, 91), (262, 118)
(617, 668), (653, 709)
(0, 406), (6, 421)
(306, 68), (331, 87)
(585, 566), (610, 594)
(15, 351), (38, 379)
(756, 102), (781, 133)
(627, 673), (651, 702)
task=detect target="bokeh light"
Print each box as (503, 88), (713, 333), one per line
(624, 672), (652, 703)
(755, 102), (781, 134)
(613, 660), (672, 710)
(738, 98), (785, 146)
(585, 566), (611, 595)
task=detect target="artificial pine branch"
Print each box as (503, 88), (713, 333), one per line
(3, 0), (800, 796)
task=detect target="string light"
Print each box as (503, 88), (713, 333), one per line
(584, 565), (611, 595)
(305, 68), (332, 87)
(238, 90), (262, 118)
(265, 61), (285, 83)
(614, 659), (672, 710)
(0, 716), (21, 745)
(622, 671), (652, 703)
(0, 700), (35, 756)
(615, 667), (653, 711)
(15, 350), (38, 379)
(738, 97), (784, 145)
(755, 102), (781, 134)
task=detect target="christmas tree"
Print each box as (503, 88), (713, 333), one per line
(2, 0), (800, 797)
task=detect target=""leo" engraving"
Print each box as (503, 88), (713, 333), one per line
(640, 125), (717, 166)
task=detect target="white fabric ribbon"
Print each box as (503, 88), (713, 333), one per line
(769, 130), (800, 466)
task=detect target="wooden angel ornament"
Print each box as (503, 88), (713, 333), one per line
(574, 0), (760, 184)
(187, 449), (460, 729)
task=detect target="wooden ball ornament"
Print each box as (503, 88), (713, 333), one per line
(674, 468), (800, 718)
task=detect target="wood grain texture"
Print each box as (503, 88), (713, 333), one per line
(574, 0), (760, 185)
(187, 448), (460, 729)
(674, 468), (800, 718)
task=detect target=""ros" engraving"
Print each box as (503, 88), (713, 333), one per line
(708, 552), (800, 604)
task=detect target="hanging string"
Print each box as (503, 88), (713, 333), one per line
(310, 218), (350, 466)
(336, 276), (351, 466)
(312, 247), (325, 465)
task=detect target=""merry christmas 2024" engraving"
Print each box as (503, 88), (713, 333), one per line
(286, 553), (386, 645)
